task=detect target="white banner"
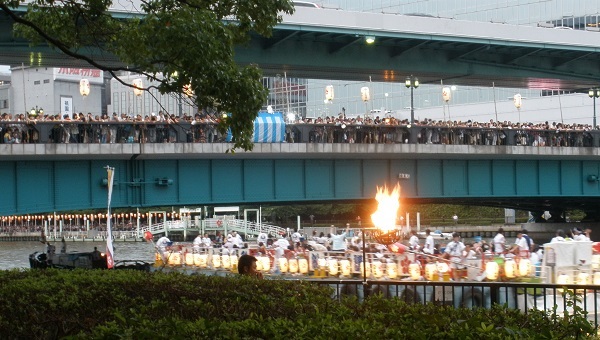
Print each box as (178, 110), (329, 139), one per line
(60, 96), (73, 117)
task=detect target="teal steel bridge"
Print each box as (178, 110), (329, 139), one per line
(2, 122), (600, 220)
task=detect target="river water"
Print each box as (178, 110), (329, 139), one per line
(0, 241), (155, 270)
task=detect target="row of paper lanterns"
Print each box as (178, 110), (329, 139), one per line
(484, 259), (533, 281)
(324, 85), (453, 103)
(557, 271), (600, 285)
(324, 84), (523, 109)
(79, 78), (143, 97)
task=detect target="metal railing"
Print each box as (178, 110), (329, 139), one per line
(2, 121), (599, 147)
(308, 279), (600, 328)
(141, 218), (287, 239)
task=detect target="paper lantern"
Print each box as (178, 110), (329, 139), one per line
(325, 85), (334, 101)
(372, 261), (383, 278)
(578, 272), (591, 285)
(387, 262), (398, 279)
(230, 255), (238, 267)
(185, 253), (194, 266)
(133, 78), (144, 97)
(318, 258), (327, 268)
(328, 259), (339, 276)
(593, 272), (600, 285)
(288, 258), (298, 273)
(504, 260), (517, 278)
(592, 255), (600, 269)
(79, 79), (90, 96)
(340, 259), (351, 276)
(557, 273), (570, 285)
(195, 254), (207, 268)
(299, 258), (309, 274)
(221, 255), (230, 269)
(168, 252), (181, 266)
(360, 262), (371, 278)
(437, 262), (450, 273)
(485, 261), (499, 281)
(183, 83), (194, 97)
(279, 258), (289, 273)
(409, 263), (421, 280)
(212, 254), (221, 268)
(260, 256), (270, 272)
(155, 252), (163, 264)
(442, 87), (451, 102)
(361, 87), (370, 102)
(519, 258), (532, 277)
(513, 94), (522, 109)
(425, 263), (438, 280)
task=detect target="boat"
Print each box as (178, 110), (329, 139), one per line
(29, 250), (151, 271)
(29, 249), (109, 269)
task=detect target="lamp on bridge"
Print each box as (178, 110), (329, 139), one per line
(79, 79), (90, 97)
(588, 88), (599, 128)
(405, 76), (419, 124)
(361, 86), (370, 117)
(513, 93), (522, 122)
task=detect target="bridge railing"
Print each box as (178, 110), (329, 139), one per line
(2, 121), (598, 147)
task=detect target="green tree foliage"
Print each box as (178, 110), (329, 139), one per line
(0, 0), (294, 151)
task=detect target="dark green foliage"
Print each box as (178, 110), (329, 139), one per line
(0, 270), (596, 339)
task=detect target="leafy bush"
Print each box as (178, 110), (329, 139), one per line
(0, 269), (596, 339)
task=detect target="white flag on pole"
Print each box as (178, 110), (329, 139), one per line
(106, 167), (115, 269)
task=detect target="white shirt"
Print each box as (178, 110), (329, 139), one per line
(445, 240), (465, 261)
(493, 233), (505, 254)
(202, 237), (212, 247)
(156, 236), (171, 248)
(275, 238), (290, 249)
(291, 232), (301, 243)
(514, 237), (529, 256)
(331, 232), (347, 251)
(257, 233), (268, 245)
(573, 234), (588, 242)
(409, 235), (420, 250)
(423, 235), (435, 254)
(193, 236), (202, 247)
(550, 236), (565, 243)
(231, 234), (244, 247)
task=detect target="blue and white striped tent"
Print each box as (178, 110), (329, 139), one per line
(227, 112), (286, 143)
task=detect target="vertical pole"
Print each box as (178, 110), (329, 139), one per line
(362, 229), (367, 284)
(594, 96), (597, 128)
(410, 86), (414, 124)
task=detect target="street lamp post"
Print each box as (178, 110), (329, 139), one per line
(589, 89), (599, 128)
(405, 76), (419, 124)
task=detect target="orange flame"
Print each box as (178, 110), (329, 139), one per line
(370, 184), (401, 233)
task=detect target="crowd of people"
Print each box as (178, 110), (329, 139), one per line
(1, 110), (598, 147)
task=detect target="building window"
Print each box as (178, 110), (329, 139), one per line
(43, 79), (50, 84)
(34, 80), (40, 85)
(1, 100), (7, 109)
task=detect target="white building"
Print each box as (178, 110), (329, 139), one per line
(7, 66), (104, 117)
